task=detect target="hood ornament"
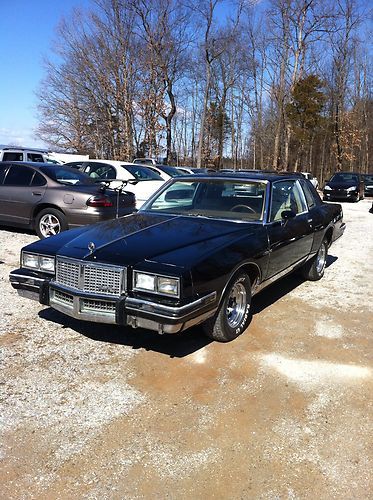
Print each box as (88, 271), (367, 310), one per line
(88, 241), (96, 254)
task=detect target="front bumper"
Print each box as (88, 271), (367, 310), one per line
(9, 269), (217, 334)
(323, 190), (358, 200)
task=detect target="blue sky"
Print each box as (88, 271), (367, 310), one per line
(0, 0), (90, 148)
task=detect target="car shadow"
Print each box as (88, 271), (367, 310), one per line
(0, 225), (35, 237)
(38, 308), (211, 358)
(38, 254), (338, 357)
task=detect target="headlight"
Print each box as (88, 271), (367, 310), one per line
(134, 272), (180, 297)
(346, 186), (357, 192)
(134, 272), (156, 292)
(22, 252), (55, 274)
(324, 185), (332, 191)
(157, 276), (179, 296)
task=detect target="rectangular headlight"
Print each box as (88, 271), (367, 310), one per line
(134, 272), (156, 291)
(22, 253), (39, 269)
(22, 252), (55, 274)
(157, 276), (179, 296)
(133, 272), (180, 297)
(39, 256), (55, 273)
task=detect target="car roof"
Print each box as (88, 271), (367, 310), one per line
(0, 145), (49, 153)
(174, 171), (307, 182)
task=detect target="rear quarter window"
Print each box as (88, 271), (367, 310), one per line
(300, 179), (321, 208)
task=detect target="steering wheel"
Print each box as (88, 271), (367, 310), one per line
(230, 204), (255, 213)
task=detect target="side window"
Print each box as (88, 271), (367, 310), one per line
(300, 180), (317, 209)
(2, 152), (23, 161)
(27, 153), (44, 162)
(31, 172), (47, 186)
(4, 165), (34, 186)
(270, 180), (307, 221)
(86, 163), (116, 180)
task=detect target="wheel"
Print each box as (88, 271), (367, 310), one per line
(35, 208), (68, 239)
(230, 204), (255, 213)
(202, 272), (252, 342)
(302, 239), (328, 281)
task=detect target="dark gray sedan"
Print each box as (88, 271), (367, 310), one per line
(0, 162), (136, 238)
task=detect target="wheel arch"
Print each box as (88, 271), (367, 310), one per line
(324, 226), (333, 247)
(217, 261), (261, 309)
(32, 204), (67, 227)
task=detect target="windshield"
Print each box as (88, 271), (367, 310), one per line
(141, 179), (267, 221)
(159, 165), (184, 177)
(124, 164), (162, 181)
(40, 166), (94, 185)
(330, 173), (358, 183)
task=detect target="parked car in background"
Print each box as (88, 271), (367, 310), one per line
(133, 157), (158, 166)
(0, 146), (48, 163)
(10, 172), (345, 342)
(144, 164), (184, 181)
(323, 172), (364, 202)
(362, 174), (373, 197)
(300, 172), (319, 189)
(0, 162), (135, 238)
(64, 160), (165, 208)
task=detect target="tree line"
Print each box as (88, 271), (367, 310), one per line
(36, 0), (372, 182)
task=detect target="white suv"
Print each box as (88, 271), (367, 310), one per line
(0, 146), (48, 163)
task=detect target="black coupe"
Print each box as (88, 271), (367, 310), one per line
(9, 172), (345, 342)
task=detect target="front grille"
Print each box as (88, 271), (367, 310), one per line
(81, 298), (116, 314)
(55, 258), (125, 296)
(56, 260), (80, 289)
(53, 289), (74, 306)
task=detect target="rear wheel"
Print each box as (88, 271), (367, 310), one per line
(35, 208), (67, 239)
(302, 239), (328, 281)
(203, 272), (251, 342)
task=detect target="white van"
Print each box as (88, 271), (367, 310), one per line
(0, 146), (48, 163)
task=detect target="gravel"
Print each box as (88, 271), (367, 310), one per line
(0, 200), (372, 499)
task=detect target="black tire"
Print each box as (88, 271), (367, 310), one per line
(302, 239), (328, 281)
(202, 272), (252, 342)
(35, 208), (68, 239)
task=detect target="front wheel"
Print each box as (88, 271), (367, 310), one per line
(203, 272), (252, 342)
(35, 208), (68, 239)
(302, 239), (328, 281)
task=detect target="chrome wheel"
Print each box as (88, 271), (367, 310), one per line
(226, 282), (247, 329)
(39, 214), (61, 237)
(316, 243), (327, 274)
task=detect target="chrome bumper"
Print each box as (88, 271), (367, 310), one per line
(9, 269), (217, 334)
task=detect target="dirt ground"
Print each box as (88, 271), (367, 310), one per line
(0, 199), (372, 499)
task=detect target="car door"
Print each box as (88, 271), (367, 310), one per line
(265, 179), (314, 279)
(1, 165), (47, 225)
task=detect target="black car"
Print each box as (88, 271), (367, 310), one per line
(362, 174), (373, 197)
(323, 172), (364, 202)
(10, 172), (345, 342)
(0, 162), (135, 238)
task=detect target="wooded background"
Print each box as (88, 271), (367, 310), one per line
(36, 0), (372, 183)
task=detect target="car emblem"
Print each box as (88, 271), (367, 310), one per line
(88, 242), (96, 254)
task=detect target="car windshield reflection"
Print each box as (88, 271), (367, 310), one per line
(141, 179), (267, 221)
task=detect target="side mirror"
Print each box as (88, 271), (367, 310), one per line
(281, 210), (296, 223)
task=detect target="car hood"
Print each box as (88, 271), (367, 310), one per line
(326, 180), (357, 189)
(26, 213), (261, 268)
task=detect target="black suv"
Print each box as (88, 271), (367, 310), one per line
(323, 172), (364, 202)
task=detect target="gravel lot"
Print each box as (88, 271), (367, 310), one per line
(1, 200), (372, 499)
